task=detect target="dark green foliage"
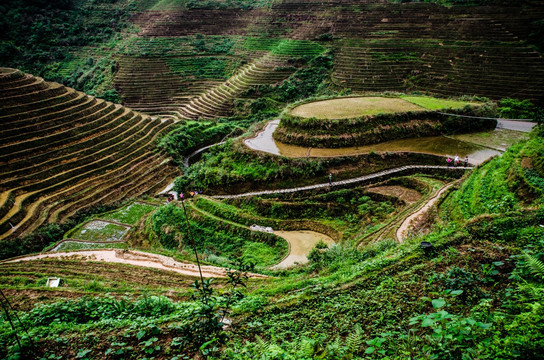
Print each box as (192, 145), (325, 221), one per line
(25, 295), (176, 327)
(242, 52), (333, 103)
(498, 98), (539, 120)
(0, 0), (127, 94)
(151, 204), (186, 249)
(168, 57), (230, 79)
(188, 261), (254, 355)
(276, 52), (334, 103)
(157, 121), (241, 165)
(529, 19), (544, 51)
(174, 141), (326, 192)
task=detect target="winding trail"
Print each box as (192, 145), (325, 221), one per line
(396, 182), (455, 242)
(4, 167), (472, 273)
(2, 249), (268, 279)
(213, 165), (472, 199)
(183, 141), (226, 168)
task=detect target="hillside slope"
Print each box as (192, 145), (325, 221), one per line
(2, 0), (544, 119)
(0, 68), (180, 243)
(0, 129), (542, 359)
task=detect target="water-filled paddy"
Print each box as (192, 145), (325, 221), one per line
(244, 120), (502, 164)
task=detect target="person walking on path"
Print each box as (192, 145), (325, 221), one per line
(454, 155), (459, 167)
(464, 156), (468, 167)
(446, 157), (452, 167)
(329, 173), (333, 186)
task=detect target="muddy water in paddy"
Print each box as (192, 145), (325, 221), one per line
(244, 120), (501, 164)
(272, 230), (335, 269)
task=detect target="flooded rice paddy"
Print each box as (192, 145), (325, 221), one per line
(244, 120), (502, 164)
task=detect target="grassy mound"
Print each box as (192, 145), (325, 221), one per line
(289, 97), (425, 119)
(276, 96), (496, 148)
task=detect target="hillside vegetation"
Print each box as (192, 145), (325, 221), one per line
(1, 0), (544, 359)
(0, 128), (543, 359)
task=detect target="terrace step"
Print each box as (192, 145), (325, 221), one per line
(0, 68), (180, 240)
(176, 53), (300, 119)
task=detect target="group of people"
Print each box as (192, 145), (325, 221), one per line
(446, 155), (469, 167)
(166, 190), (201, 203)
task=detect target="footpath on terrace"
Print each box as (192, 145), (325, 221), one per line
(213, 165), (473, 199)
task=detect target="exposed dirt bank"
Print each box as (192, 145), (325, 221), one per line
(396, 183), (454, 242)
(3, 250), (268, 278)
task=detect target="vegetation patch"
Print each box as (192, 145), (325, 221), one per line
(158, 120), (244, 165)
(401, 95), (481, 111)
(67, 220), (130, 242)
(150, 203), (287, 268)
(52, 241), (128, 252)
(100, 202), (157, 225)
(289, 96), (425, 119)
(174, 140), (447, 194)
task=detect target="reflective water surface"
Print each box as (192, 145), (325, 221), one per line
(244, 119), (502, 164)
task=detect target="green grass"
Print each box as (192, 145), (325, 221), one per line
(69, 221), (130, 242)
(150, 0), (187, 10)
(243, 38), (325, 57)
(242, 242), (283, 266)
(53, 241), (128, 252)
(100, 202), (157, 225)
(167, 57), (232, 79)
(289, 96), (424, 119)
(401, 96), (479, 110)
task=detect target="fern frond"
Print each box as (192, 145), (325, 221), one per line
(523, 253), (544, 280)
(300, 338), (316, 357)
(255, 335), (270, 354)
(346, 324), (364, 352)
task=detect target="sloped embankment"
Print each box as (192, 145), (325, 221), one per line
(275, 104), (496, 148)
(0, 68), (180, 241)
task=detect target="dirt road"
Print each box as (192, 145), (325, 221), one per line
(396, 183), (454, 242)
(3, 250), (268, 278)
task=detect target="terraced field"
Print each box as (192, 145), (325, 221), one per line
(264, 0), (544, 100)
(106, 0), (544, 120)
(0, 68), (181, 241)
(115, 35), (325, 119)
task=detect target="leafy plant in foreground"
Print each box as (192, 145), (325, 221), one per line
(188, 259), (255, 355)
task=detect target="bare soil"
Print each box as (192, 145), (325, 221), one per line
(396, 183), (454, 242)
(3, 249), (268, 278)
(367, 185), (422, 204)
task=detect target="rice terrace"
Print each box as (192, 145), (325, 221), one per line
(0, 0), (543, 359)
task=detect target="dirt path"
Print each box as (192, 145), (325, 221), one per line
(396, 183), (454, 242)
(3, 250), (268, 279)
(272, 230), (335, 269)
(214, 165), (471, 199)
(497, 120), (536, 133)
